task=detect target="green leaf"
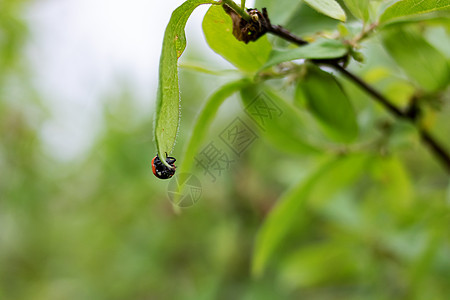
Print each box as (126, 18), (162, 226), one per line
(240, 84), (320, 155)
(252, 154), (370, 277)
(286, 3), (340, 37)
(261, 39), (347, 70)
(303, 0), (347, 22)
(281, 242), (361, 287)
(255, 0), (301, 24)
(382, 26), (450, 92)
(380, 0), (450, 25)
(178, 79), (250, 175)
(154, 0), (217, 166)
(297, 64), (358, 142)
(371, 155), (413, 212)
(202, 5), (272, 72)
(343, 0), (370, 21)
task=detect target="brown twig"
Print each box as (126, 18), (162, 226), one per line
(331, 64), (404, 118)
(262, 8), (308, 45)
(331, 65), (450, 173)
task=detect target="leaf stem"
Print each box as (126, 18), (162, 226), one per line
(350, 22), (379, 47)
(241, 0), (245, 10)
(221, 0), (251, 22)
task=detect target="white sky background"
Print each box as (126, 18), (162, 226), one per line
(25, 0), (255, 160)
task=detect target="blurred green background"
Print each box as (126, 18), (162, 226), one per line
(1, 0), (450, 299)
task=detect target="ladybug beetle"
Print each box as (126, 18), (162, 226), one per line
(151, 154), (176, 179)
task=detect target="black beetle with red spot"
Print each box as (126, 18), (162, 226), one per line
(151, 154), (176, 179)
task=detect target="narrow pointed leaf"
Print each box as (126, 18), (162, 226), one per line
(304, 0), (347, 22)
(154, 0), (217, 166)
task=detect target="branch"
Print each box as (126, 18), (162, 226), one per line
(223, 4), (450, 173)
(331, 64), (404, 118)
(262, 8), (308, 45)
(330, 64), (450, 173)
(419, 129), (450, 172)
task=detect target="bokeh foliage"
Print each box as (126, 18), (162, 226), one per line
(2, 0), (450, 299)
